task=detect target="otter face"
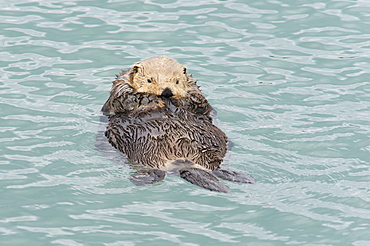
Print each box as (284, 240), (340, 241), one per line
(127, 56), (194, 98)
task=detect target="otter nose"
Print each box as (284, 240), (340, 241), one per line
(161, 87), (174, 98)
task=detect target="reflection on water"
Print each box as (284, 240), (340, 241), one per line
(1, 0), (370, 245)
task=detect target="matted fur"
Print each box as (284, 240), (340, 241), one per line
(102, 56), (226, 170)
(100, 56), (255, 192)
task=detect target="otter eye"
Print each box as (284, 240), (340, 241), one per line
(176, 80), (179, 84)
(183, 68), (187, 74)
(147, 79), (152, 83)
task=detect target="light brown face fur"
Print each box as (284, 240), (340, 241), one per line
(127, 56), (195, 98)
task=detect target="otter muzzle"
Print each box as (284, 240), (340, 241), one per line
(161, 87), (174, 98)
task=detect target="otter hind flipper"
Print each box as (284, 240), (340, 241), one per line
(130, 169), (166, 186)
(179, 168), (229, 193)
(213, 169), (256, 184)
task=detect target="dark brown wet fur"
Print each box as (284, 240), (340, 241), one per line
(101, 56), (255, 192)
(105, 99), (227, 170)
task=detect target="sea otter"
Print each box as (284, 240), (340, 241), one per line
(101, 56), (255, 192)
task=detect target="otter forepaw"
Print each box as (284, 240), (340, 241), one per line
(131, 106), (153, 117)
(131, 101), (165, 117)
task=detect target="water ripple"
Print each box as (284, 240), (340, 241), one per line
(1, 0), (370, 245)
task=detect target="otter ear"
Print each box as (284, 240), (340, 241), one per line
(128, 64), (141, 81)
(183, 67), (187, 74)
(131, 65), (141, 74)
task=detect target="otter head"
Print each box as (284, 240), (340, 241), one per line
(126, 56), (194, 98)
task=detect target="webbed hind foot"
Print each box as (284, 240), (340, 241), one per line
(213, 169), (256, 184)
(179, 168), (229, 193)
(130, 169), (166, 186)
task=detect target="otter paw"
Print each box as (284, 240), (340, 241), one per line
(131, 106), (153, 117)
(179, 168), (229, 193)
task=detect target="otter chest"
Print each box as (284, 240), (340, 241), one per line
(105, 107), (227, 169)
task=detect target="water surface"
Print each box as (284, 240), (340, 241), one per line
(1, 0), (370, 245)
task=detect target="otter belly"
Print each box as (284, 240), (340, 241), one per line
(105, 107), (228, 171)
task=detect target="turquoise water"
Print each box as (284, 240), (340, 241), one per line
(1, 0), (370, 245)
